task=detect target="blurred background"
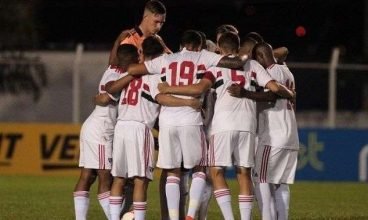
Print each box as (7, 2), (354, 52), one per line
(1, 0), (368, 181)
(1, 0), (368, 125)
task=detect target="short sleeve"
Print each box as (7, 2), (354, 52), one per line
(147, 74), (162, 100)
(200, 50), (224, 69)
(144, 55), (166, 75)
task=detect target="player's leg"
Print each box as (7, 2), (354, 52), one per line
(234, 131), (256, 220)
(197, 168), (212, 220)
(74, 168), (97, 220)
(273, 149), (298, 220)
(157, 126), (183, 220)
(180, 126), (207, 220)
(274, 183), (289, 220)
(180, 168), (190, 220)
(166, 168), (182, 220)
(236, 167), (254, 220)
(208, 132), (235, 220)
(159, 169), (169, 220)
(133, 177), (150, 220)
(97, 169), (112, 220)
(109, 123), (128, 220)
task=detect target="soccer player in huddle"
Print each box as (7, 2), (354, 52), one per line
(108, 0), (171, 66)
(73, 45), (134, 220)
(106, 39), (200, 220)
(158, 31), (295, 220)
(252, 42), (299, 220)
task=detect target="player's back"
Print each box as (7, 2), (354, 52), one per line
(207, 66), (257, 135)
(117, 74), (160, 128)
(90, 66), (122, 121)
(145, 48), (223, 127)
(258, 64), (299, 149)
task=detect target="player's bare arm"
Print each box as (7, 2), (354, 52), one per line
(108, 30), (131, 66)
(155, 94), (202, 110)
(273, 47), (289, 64)
(127, 63), (150, 76)
(265, 80), (296, 99)
(158, 79), (212, 97)
(227, 84), (279, 102)
(93, 93), (115, 106)
(105, 75), (135, 94)
(216, 55), (248, 69)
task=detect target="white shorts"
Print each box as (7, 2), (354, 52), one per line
(208, 131), (255, 168)
(79, 138), (112, 170)
(111, 121), (155, 180)
(253, 145), (298, 184)
(157, 125), (207, 169)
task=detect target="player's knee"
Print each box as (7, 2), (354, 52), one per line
(210, 167), (224, 179)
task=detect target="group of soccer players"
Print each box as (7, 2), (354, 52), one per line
(73, 1), (299, 220)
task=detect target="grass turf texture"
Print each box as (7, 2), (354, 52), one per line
(1, 175), (368, 219)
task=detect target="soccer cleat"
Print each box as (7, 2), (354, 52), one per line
(185, 216), (194, 220)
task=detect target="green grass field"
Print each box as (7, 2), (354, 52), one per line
(1, 175), (368, 220)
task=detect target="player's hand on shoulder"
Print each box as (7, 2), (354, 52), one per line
(118, 29), (131, 42)
(158, 82), (170, 94)
(227, 84), (247, 98)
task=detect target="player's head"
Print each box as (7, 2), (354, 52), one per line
(180, 30), (202, 51)
(142, 0), (166, 35)
(142, 36), (165, 61)
(253, 42), (276, 68)
(245, 32), (264, 43)
(239, 37), (257, 58)
(117, 44), (139, 67)
(197, 31), (207, 50)
(217, 31), (240, 55)
(215, 24), (239, 43)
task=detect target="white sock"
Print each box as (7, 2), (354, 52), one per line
(73, 191), (90, 220)
(187, 172), (206, 218)
(259, 183), (276, 220)
(133, 201), (147, 220)
(198, 179), (212, 220)
(239, 195), (254, 220)
(214, 189), (234, 220)
(109, 196), (124, 220)
(166, 176), (180, 220)
(98, 191), (110, 220)
(275, 184), (290, 220)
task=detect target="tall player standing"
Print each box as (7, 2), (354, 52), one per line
(73, 45), (134, 220)
(108, 0), (171, 66)
(252, 42), (299, 220)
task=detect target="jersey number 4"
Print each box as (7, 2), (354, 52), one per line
(121, 78), (142, 106)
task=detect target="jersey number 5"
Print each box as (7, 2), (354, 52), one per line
(231, 70), (245, 87)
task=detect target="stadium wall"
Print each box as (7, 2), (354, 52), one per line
(1, 123), (368, 181)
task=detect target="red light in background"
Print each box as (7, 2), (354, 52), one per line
(295, 26), (306, 37)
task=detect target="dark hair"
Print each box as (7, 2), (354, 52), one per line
(218, 31), (240, 52)
(142, 36), (164, 58)
(117, 44), (139, 63)
(245, 32), (264, 43)
(197, 31), (207, 49)
(145, 0), (166, 14)
(216, 24), (239, 36)
(180, 30), (202, 48)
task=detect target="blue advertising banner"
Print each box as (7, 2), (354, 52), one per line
(225, 129), (368, 181)
(296, 129), (368, 181)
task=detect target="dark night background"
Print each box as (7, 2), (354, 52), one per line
(1, 0), (368, 111)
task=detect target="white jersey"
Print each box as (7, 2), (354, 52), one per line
(117, 74), (160, 128)
(205, 59), (273, 135)
(145, 48), (223, 126)
(82, 66), (122, 143)
(258, 64), (299, 149)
